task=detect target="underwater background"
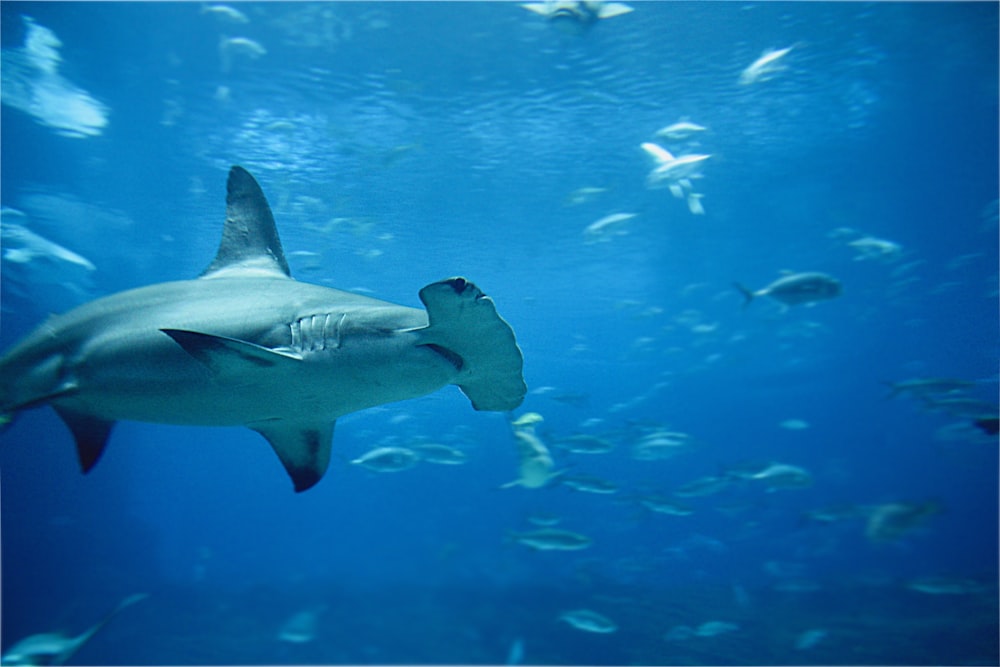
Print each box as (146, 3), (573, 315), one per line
(1, 2), (997, 665)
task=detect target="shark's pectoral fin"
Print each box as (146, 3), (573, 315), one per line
(52, 406), (115, 473)
(417, 277), (526, 412)
(252, 421), (335, 492)
(161, 329), (302, 374)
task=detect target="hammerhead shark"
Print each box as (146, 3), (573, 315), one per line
(0, 166), (525, 491)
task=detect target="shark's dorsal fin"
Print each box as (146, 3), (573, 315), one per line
(201, 166), (292, 279)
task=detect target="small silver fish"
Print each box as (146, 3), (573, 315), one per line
(647, 154), (711, 185)
(695, 620), (739, 637)
(631, 430), (693, 461)
(412, 443), (468, 465)
(638, 496), (694, 516)
(554, 434), (614, 454)
(748, 463), (813, 490)
(201, 4), (250, 24)
(558, 609), (618, 633)
(739, 45), (794, 85)
(884, 377), (976, 399)
(734, 272), (842, 308)
(655, 121), (707, 140)
(510, 528), (592, 551)
(350, 446), (420, 472)
(905, 576), (986, 595)
(673, 474), (732, 498)
(559, 474), (618, 494)
(583, 212), (636, 243)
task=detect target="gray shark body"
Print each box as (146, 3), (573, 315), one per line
(0, 167), (525, 491)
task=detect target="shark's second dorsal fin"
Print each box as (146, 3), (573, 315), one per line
(201, 166), (292, 279)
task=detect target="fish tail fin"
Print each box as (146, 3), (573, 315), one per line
(733, 283), (754, 308)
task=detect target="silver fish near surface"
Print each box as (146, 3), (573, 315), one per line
(520, 1), (634, 29)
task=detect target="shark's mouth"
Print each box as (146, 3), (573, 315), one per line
(422, 343), (464, 371)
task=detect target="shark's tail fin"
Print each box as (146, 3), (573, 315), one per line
(417, 277), (526, 412)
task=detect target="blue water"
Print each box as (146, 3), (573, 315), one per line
(1, 2), (997, 665)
